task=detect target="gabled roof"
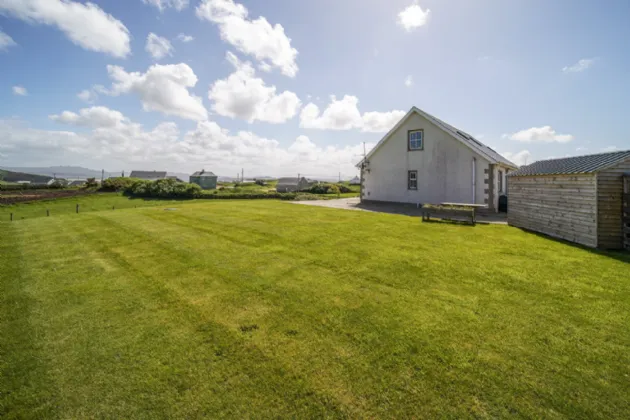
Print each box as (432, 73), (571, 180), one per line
(509, 150), (630, 177)
(130, 171), (167, 179)
(277, 177), (306, 185)
(191, 170), (216, 177)
(357, 106), (517, 169)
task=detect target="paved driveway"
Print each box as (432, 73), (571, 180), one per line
(293, 198), (507, 224)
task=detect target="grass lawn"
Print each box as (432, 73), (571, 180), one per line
(1, 200), (629, 418)
(0, 193), (207, 221)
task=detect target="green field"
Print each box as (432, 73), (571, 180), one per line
(1, 200), (629, 418)
(0, 193), (205, 221)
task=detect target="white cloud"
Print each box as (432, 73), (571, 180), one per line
(4, 109), (368, 176)
(601, 146), (618, 153)
(404, 75), (413, 87)
(0, 29), (16, 51)
(0, 0), (130, 58)
(300, 95), (405, 133)
(12, 86), (27, 96)
(176, 33), (194, 42)
(106, 63), (208, 121)
(562, 58), (595, 73)
(506, 126), (574, 143)
(50, 106), (128, 128)
(502, 150), (531, 167)
(77, 89), (96, 103)
(196, 0), (298, 77)
(146, 33), (174, 60)
(362, 110), (407, 133)
(301, 96), (362, 131)
(397, 2), (431, 32)
(76, 85), (107, 103)
(576, 147), (588, 153)
(208, 52), (301, 123)
(142, 0), (189, 12)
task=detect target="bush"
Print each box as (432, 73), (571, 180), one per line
(100, 177), (142, 192)
(255, 179), (266, 186)
(84, 178), (99, 188)
(124, 178), (202, 199)
(307, 183), (343, 195)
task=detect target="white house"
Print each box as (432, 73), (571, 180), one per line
(357, 107), (517, 211)
(349, 176), (361, 185)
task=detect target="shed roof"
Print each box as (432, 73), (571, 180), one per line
(130, 170), (167, 179)
(508, 150), (630, 177)
(191, 170), (217, 177)
(358, 106), (517, 169)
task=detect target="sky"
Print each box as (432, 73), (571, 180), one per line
(1, 0), (629, 178)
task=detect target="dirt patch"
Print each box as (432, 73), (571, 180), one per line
(0, 189), (96, 205)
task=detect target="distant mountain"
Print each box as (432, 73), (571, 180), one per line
(1, 166), (118, 180)
(0, 169), (52, 184)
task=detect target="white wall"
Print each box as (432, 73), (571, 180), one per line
(362, 112), (490, 205)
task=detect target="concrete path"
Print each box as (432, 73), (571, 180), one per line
(293, 197), (508, 224)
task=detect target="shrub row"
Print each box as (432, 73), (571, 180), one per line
(100, 177), (144, 192)
(124, 178), (202, 198)
(121, 178), (300, 200)
(307, 183), (352, 194)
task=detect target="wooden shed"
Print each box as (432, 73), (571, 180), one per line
(508, 150), (630, 249)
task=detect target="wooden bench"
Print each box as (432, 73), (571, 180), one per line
(421, 203), (487, 226)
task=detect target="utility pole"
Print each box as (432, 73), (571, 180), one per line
(338, 172), (341, 183)
(101, 169), (104, 183)
(122, 170), (125, 177)
(241, 168), (244, 182)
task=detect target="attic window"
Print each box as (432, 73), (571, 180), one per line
(408, 130), (424, 151)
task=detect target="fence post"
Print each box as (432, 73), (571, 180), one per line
(47, 209), (50, 217)
(10, 213), (13, 222)
(112, 206), (115, 210)
(76, 204), (79, 214)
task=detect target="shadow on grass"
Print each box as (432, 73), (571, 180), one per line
(515, 227), (630, 265)
(421, 218), (476, 227)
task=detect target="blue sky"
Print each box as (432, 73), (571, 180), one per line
(1, 0), (629, 177)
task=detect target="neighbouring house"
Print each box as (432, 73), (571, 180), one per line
(129, 171), (167, 181)
(508, 150), (630, 249)
(68, 180), (86, 187)
(357, 106), (517, 211)
(349, 176), (361, 185)
(47, 178), (68, 186)
(16, 180), (31, 184)
(276, 177), (310, 192)
(190, 170), (218, 190)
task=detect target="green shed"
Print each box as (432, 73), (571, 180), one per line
(190, 170), (218, 190)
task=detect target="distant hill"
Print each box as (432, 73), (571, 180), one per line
(2, 166), (118, 179)
(0, 169), (52, 184)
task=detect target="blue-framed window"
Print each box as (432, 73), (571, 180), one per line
(408, 130), (424, 150)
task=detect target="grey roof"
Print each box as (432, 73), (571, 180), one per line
(509, 150), (630, 177)
(277, 177), (305, 185)
(191, 170), (217, 177)
(421, 111), (517, 168)
(130, 171), (167, 179)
